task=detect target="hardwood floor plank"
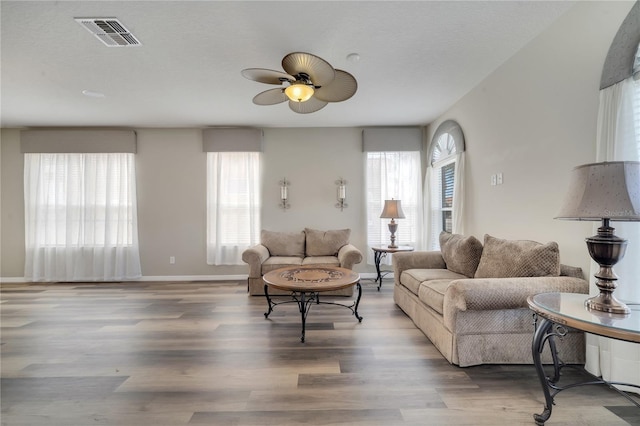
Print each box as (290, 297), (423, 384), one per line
(190, 408), (403, 425)
(1, 281), (638, 425)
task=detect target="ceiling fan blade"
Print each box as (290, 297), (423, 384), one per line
(253, 88), (288, 105)
(282, 52), (335, 87)
(241, 68), (294, 85)
(313, 70), (358, 102)
(289, 97), (328, 114)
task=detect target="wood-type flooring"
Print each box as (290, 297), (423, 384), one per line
(1, 280), (639, 426)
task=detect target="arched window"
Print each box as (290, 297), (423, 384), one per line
(426, 120), (465, 249)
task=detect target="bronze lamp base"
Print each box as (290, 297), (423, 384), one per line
(585, 219), (630, 315)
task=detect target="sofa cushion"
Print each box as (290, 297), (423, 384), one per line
(302, 256), (340, 266)
(474, 234), (560, 279)
(262, 256), (304, 274)
(305, 228), (351, 256)
(418, 279), (452, 315)
(400, 268), (467, 296)
(439, 232), (483, 278)
(261, 230), (305, 257)
(560, 264), (584, 279)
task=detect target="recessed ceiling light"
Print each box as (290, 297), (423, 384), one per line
(346, 53), (360, 63)
(82, 90), (105, 98)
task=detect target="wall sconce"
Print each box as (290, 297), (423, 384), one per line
(279, 178), (290, 209)
(335, 178), (347, 211)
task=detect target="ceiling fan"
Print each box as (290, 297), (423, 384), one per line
(241, 52), (358, 114)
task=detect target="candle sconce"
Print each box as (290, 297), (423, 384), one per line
(335, 178), (347, 211)
(279, 178), (290, 209)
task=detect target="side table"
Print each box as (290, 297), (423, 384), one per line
(371, 245), (414, 290)
(527, 292), (640, 425)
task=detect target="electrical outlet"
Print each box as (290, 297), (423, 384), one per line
(169, 256), (175, 264)
(491, 174), (497, 186)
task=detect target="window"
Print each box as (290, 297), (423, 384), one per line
(633, 78), (640, 158)
(440, 161), (455, 233)
(366, 151), (423, 258)
(24, 152), (141, 281)
(426, 121), (465, 250)
(431, 133), (457, 238)
(206, 152), (261, 265)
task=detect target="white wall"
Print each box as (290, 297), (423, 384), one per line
(0, 127), (373, 279)
(262, 128), (367, 249)
(0, 129), (25, 278)
(425, 1), (635, 274)
(136, 129), (211, 278)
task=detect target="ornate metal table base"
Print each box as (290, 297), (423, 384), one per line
(264, 282), (363, 342)
(371, 246), (414, 291)
(532, 315), (640, 425)
(373, 251), (389, 290)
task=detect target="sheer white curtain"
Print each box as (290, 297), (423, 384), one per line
(366, 151), (423, 264)
(451, 152), (465, 235)
(585, 77), (640, 393)
(206, 152), (261, 265)
(24, 153), (141, 281)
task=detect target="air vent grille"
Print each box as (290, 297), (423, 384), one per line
(75, 18), (141, 47)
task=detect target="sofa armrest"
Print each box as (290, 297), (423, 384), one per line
(393, 251), (446, 286)
(338, 244), (363, 269)
(443, 276), (589, 331)
(241, 244), (270, 278)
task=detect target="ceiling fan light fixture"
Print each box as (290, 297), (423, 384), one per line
(242, 52), (357, 113)
(285, 83), (314, 102)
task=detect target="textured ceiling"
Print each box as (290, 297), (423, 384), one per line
(1, 1), (575, 128)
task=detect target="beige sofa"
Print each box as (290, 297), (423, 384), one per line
(242, 228), (363, 296)
(393, 232), (589, 367)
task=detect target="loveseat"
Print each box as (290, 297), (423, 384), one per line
(242, 228), (363, 296)
(393, 232), (589, 367)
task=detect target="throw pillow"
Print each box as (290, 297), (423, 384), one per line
(261, 230), (305, 257)
(474, 234), (560, 279)
(439, 232), (483, 278)
(305, 228), (351, 256)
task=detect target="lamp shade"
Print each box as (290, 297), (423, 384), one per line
(380, 199), (406, 219)
(556, 161), (640, 221)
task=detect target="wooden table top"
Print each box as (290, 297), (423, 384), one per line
(263, 265), (360, 293)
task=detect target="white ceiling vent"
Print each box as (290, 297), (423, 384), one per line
(75, 18), (141, 47)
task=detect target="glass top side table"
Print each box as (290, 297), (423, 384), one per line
(527, 292), (640, 425)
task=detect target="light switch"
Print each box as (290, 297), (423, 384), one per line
(497, 173), (503, 185)
(491, 174), (497, 186)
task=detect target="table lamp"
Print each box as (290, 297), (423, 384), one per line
(556, 161), (640, 314)
(380, 199), (405, 248)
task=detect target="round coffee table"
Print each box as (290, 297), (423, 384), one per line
(263, 265), (362, 342)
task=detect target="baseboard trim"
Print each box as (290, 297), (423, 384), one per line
(138, 275), (247, 282)
(0, 277), (28, 283)
(0, 275), (248, 284)
(2, 272), (380, 284)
